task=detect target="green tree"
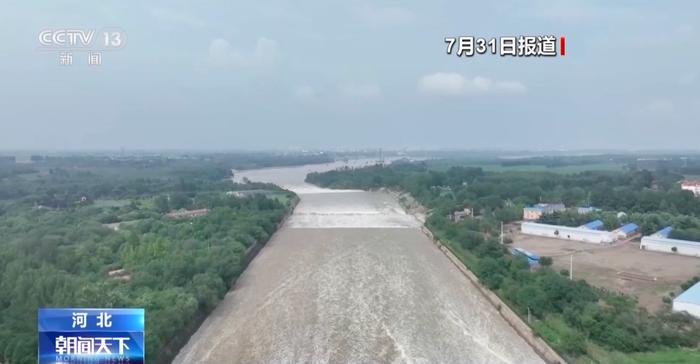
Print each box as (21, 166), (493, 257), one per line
(154, 195), (169, 213)
(539, 256), (553, 267)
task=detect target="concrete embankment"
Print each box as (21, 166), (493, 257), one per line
(156, 196), (299, 364)
(421, 226), (568, 364)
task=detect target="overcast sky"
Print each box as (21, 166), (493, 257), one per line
(0, 1), (698, 151)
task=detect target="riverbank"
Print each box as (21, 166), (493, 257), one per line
(160, 195), (300, 364)
(384, 187), (565, 363)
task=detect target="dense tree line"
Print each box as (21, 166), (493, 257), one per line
(307, 161), (700, 359)
(0, 164), (35, 181)
(308, 162), (700, 217)
(499, 155), (622, 168)
(0, 152), (331, 204)
(21, 152), (332, 172)
(0, 157), (296, 364)
(670, 228), (700, 242)
(0, 164), (229, 204)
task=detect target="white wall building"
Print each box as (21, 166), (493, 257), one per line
(522, 203), (565, 220)
(681, 180), (700, 197)
(451, 207), (473, 222)
(521, 222), (618, 244)
(640, 236), (700, 257)
(673, 281), (700, 318)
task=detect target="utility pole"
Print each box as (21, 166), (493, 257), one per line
(500, 221), (504, 245)
(527, 307), (531, 324)
(569, 254), (573, 280)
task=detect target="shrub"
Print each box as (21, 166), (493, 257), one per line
(559, 331), (588, 356)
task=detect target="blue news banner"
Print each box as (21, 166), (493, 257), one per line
(38, 308), (144, 364)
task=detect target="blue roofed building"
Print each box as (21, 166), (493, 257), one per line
(654, 226), (673, 238)
(511, 247), (540, 266)
(614, 223), (639, 238)
(581, 219), (604, 230)
(673, 281), (700, 318)
(640, 226), (700, 257)
(522, 222), (618, 244)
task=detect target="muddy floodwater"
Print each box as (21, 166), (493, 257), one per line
(173, 161), (545, 364)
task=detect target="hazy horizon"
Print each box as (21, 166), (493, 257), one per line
(4, 148), (700, 156)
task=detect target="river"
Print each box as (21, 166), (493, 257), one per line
(172, 161), (545, 364)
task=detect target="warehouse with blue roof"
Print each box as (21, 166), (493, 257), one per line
(521, 221), (618, 244)
(673, 281), (700, 318)
(654, 226), (673, 238)
(580, 219), (604, 230)
(640, 226), (700, 257)
(613, 222), (639, 238)
(511, 247), (540, 266)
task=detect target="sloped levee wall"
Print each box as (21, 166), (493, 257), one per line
(420, 226), (568, 364)
(156, 195), (300, 364)
(240, 195), (300, 267)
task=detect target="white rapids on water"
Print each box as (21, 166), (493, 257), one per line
(172, 160), (545, 364)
